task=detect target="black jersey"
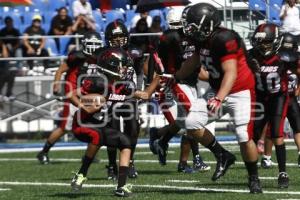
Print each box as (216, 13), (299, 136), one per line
(157, 28), (198, 85)
(198, 27), (254, 93)
(248, 48), (288, 95)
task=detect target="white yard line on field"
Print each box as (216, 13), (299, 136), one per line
(0, 158), (299, 167)
(0, 188), (10, 191)
(167, 177), (278, 183)
(0, 181), (299, 195)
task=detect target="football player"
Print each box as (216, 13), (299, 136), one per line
(104, 20), (142, 179)
(69, 48), (136, 197)
(135, 6), (235, 182)
(146, 6), (211, 172)
(249, 23), (289, 188)
(36, 31), (104, 164)
(260, 32), (300, 169)
(177, 3), (262, 193)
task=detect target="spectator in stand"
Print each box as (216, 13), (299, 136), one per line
(0, 40), (12, 101)
(0, 16), (22, 59)
(280, 0), (300, 44)
(23, 15), (49, 69)
(149, 16), (163, 49)
(0, 16), (22, 101)
(131, 11), (152, 29)
(68, 15), (96, 52)
(130, 18), (150, 53)
(49, 7), (73, 51)
(72, 0), (94, 24)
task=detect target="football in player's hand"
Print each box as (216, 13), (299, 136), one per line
(80, 93), (105, 107)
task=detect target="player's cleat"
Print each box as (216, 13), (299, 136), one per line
(193, 155), (211, 172)
(149, 128), (159, 155)
(71, 173), (87, 191)
(128, 162), (138, 178)
(106, 164), (118, 181)
(154, 139), (168, 165)
(248, 175), (263, 193)
(115, 184), (133, 197)
(178, 162), (195, 173)
(212, 151), (236, 181)
(298, 155), (300, 168)
(278, 172), (289, 189)
(261, 158), (272, 169)
(257, 139), (264, 154)
(36, 151), (49, 165)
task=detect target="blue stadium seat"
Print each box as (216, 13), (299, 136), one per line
(49, 0), (67, 11)
(249, 0), (266, 11)
(59, 37), (70, 55)
(23, 12), (41, 25)
(42, 23), (50, 33)
(92, 10), (104, 29)
(45, 38), (59, 56)
(20, 24), (29, 33)
(43, 11), (58, 25)
(125, 9), (138, 23)
(105, 10), (125, 24)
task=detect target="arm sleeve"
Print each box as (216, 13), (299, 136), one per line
(279, 5), (285, 17)
(211, 30), (240, 63)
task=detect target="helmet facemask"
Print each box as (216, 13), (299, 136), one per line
(109, 33), (128, 48)
(183, 18), (214, 42)
(82, 37), (103, 55)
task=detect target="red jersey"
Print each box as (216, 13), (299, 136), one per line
(198, 27), (255, 93)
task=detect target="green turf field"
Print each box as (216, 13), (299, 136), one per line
(0, 144), (299, 200)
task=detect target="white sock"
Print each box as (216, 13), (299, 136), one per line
(263, 155), (271, 160)
(298, 151), (300, 155)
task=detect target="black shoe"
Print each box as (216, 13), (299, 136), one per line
(278, 172), (289, 189)
(36, 151), (49, 165)
(154, 139), (168, 165)
(128, 162), (138, 178)
(106, 164), (118, 181)
(211, 151), (236, 181)
(149, 128), (159, 155)
(298, 155), (300, 168)
(177, 162), (195, 174)
(248, 175), (263, 193)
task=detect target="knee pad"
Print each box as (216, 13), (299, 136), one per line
(235, 124), (250, 143)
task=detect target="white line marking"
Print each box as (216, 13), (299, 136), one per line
(0, 188), (10, 191)
(167, 177), (278, 183)
(0, 158), (299, 167)
(167, 180), (199, 183)
(259, 177), (277, 180)
(0, 181), (300, 195)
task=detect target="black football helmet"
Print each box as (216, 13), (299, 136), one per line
(97, 48), (134, 82)
(278, 33), (298, 63)
(105, 20), (129, 48)
(251, 23), (280, 56)
(82, 31), (104, 56)
(278, 33), (298, 52)
(183, 3), (221, 42)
